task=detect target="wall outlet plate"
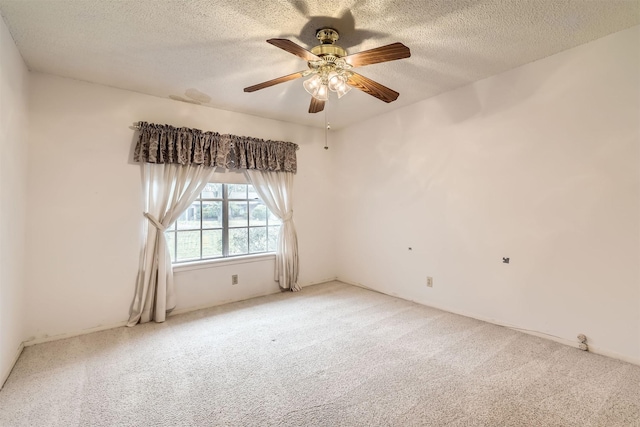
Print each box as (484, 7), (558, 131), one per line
(232, 274), (238, 285)
(427, 277), (433, 287)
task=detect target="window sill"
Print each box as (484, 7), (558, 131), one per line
(172, 253), (276, 273)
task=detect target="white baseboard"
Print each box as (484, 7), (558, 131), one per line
(337, 278), (640, 367)
(21, 278), (339, 348)
(169, 288), (282, 317)
(23, 321), (129, 347)
(1, 342), (25, 390)
(170, 278), (338, 317)
(575, 343), (640, 366)
(23, 278), (627, 376)
(299, 277), (338, 288)
(496, 327), (638, 365)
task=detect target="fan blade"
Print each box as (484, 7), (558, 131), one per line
(309, 97), (325, 114)
(267, 39), (321, 61)
(347, 73), (399, 103)
(244, 71), (306, 92)
(344, 42), (410, 67)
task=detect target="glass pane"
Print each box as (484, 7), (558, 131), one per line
(202, 229), (222, 258)
(249, 227), (267, 253)
(176, 230), (200, 261)
(247, 184), (259, 200)
(228, 184), (247, 199)
(229, 228), (248, 256)
(268, 225), (280, 252)
(249, 201), (267, 226)
(177, 201), (200, 230)
(229, 201), (248, 227)
(165, 231), (176, 262)
(268, 209), (281, 225)
(201, 183), (222, 199)
(202, 201), (222, 228)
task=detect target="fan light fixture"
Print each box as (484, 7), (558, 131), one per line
(243, 27), (410, 114)
(302, 29), (354, 101)
(303, 67), (352, 100)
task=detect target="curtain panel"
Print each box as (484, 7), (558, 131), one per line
(129, 121), (300, 326)
(134, 122), (298, 173)
(244, 170), (300, 291)
(128, 163), (216, 326)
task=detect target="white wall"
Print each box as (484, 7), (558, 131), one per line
(332, 26), (640, 363)
(25, 73), (335, 342)
(0, 16), (28, 385)
(17, 23), (640, 366)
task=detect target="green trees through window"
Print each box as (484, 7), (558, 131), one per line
(165, 183), (280, 263)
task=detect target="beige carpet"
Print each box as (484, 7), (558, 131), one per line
(1, 281), (638, 426)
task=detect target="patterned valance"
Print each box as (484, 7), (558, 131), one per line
(133, 122), (298, 173)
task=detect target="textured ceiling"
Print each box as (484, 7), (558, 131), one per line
(1, 0), (639, 129)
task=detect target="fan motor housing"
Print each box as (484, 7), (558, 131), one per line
(311, 44), (346, 57)
(311, 28), (347, 58)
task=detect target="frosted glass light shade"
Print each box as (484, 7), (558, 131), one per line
(303, 75), (328, 101)
(303, 75), (322, 95)
(304, 70), (351, 101)
(315, 84), (329, 101)
(328, 73), (351, 98)
(335, 83), (352, 98)
(327, 73), (341, 91)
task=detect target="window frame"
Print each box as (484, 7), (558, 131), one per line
(166, 183), (280, 264)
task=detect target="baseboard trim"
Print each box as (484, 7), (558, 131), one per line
(170, 278), (338, 317)
(170, 288), (282, 317)
(23, 321), (129, 347)
(21, 278), (339, 348)
(573, 343), (640, 366)
(299, 277), (338, 288)
(337, 278), (640, 366)
(1, 342), (25, 390)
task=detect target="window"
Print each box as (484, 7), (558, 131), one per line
(165, 183), (281, 263)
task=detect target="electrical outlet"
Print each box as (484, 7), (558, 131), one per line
(426, 276), (433, 287)
(232, 274), (238, 285)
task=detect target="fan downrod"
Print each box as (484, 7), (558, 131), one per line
(316, 28), (339, 44)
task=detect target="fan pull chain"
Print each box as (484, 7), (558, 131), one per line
(325, 122), (331, 150)
(324, 107), (330, 150)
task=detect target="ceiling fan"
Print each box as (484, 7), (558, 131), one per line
(244, 28), (411, 113)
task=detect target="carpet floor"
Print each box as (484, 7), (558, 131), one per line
(1, 281), (639, 426)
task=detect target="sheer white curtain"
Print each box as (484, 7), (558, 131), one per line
(128, 162), (216, 326)
(244, 169), (300, 291)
